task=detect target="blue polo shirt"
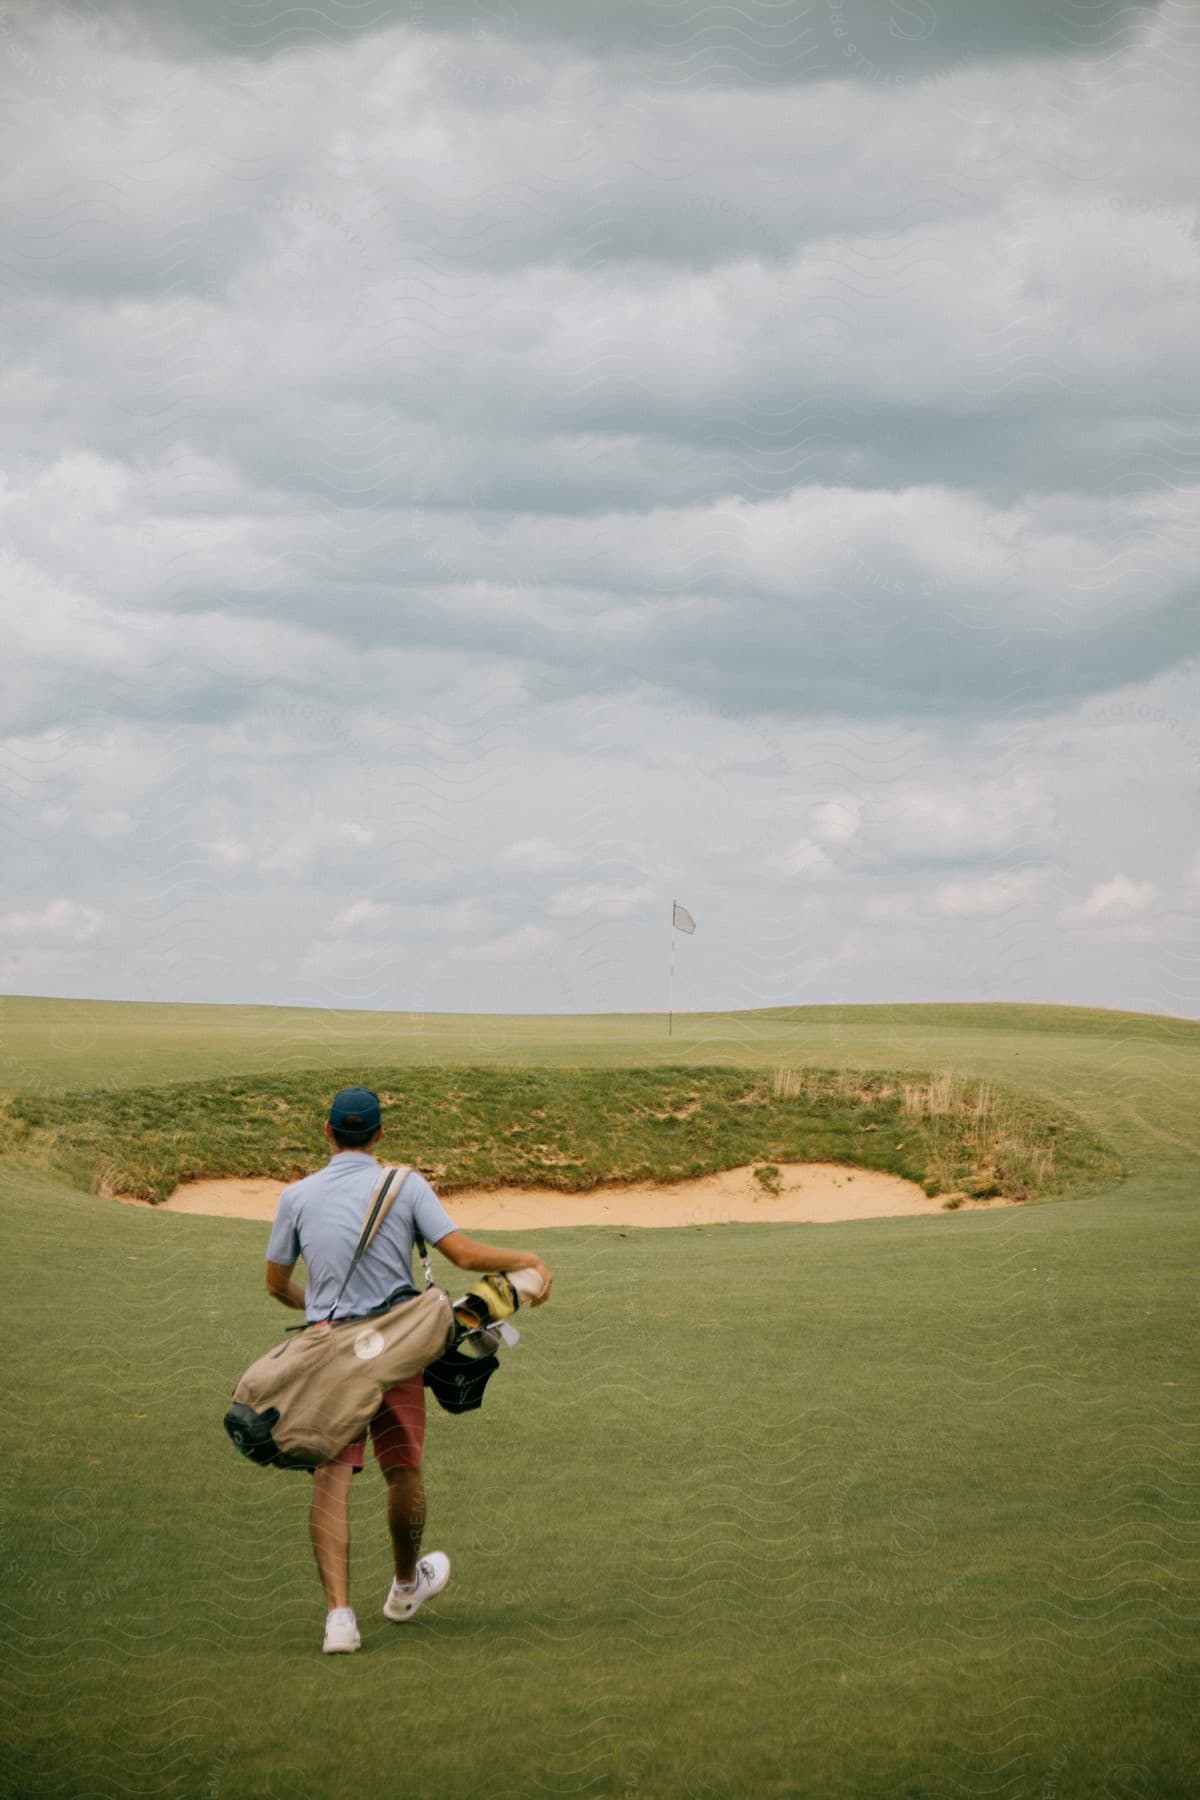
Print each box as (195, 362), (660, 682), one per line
(266, 1152), (457, 1323)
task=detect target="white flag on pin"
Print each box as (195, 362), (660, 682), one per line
(672, 901), (696, 934)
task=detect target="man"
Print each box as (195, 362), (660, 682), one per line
(265, 1085), (552, 1655)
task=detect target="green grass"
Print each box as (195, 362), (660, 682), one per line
(0, 1063), (1119, 1206)
(0, 999), (1197, 1797)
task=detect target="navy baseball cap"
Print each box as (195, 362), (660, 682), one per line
(328, 1086), (382, 1142)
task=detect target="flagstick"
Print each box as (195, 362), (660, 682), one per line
(668, 906), (675, 1039)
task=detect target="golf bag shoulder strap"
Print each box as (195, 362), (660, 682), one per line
(362, 1163), (438, 1291)
(327, 1164), (411, 1321)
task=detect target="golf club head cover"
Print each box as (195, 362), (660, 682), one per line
(223, 1401), (322, 1471)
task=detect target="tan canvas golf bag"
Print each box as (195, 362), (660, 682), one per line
(224, 1165), (454, 1470)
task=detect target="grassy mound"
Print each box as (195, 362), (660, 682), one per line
(0, 1062), (1120, 1206)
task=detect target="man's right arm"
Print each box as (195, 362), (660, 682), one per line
(266, 1260), (307, 1310)
(433, 1230), (552, 1305)
(265, 1188), (304, 1308)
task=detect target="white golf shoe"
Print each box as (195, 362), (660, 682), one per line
(383, 1552), (451, 1622)
(322, 1606), (361, 1654)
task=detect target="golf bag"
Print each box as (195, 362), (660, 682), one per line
(224, 1166), (455, 1470)
(224, 1167), (541, 1466)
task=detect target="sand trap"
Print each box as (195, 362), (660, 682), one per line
(118, 1163), (1006, 1227)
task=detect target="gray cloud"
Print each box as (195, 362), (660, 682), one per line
(7, 461), (1194, 724)
(61, 0), (1167, 82)
(1, 3), (1197, 1015)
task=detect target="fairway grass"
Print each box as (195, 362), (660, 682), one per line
(0, 1000), (1197, 1797)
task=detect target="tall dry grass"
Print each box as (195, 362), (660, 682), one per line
(771, 1065), (1072, 1203)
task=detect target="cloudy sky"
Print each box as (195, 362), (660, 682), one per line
(1, 0), (1197, 1018)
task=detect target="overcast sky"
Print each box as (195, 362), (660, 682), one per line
(1, 0), (1197, 1019)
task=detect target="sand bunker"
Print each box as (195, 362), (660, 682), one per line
(120, 1163), (1005, 1227)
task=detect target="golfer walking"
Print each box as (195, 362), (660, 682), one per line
(265, 1086), (552, 1654)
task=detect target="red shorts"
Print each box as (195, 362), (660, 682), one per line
(332, 1373), (426, 1474)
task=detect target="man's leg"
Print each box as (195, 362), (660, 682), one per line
(377, 1385), (451, 1620)
(385, 1465), (425, 1584)
(310, 1459), (356, 1610)
(371, 1375), (430, 1587)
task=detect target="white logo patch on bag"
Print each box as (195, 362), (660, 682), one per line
(353, 1328), (385, 1361)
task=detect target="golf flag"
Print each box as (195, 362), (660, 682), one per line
(672, 901), (696, 935)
